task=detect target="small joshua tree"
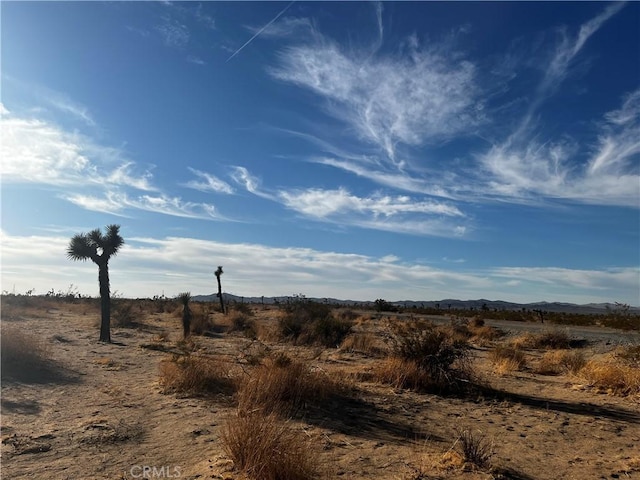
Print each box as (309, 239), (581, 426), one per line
(67, 225), (124, 343)
(215, 266), (225, 314)
(178, 292), (192, 339)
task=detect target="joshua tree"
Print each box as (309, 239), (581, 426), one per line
(215, 266), (225, 314)
(67, 225), (124, 342)
(177, 292), (192, 338)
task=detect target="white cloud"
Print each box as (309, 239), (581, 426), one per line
(231, 166), (467, 237)
(194, 3), (215, 30)
(479, 89), (640, 207)
(475, 4), (637, 208)
(492, 266), (638, 291)
(186, 55), (206, 65)
(184, 167), (234, 194)
(156, 16), (190, 47)
(270, 34), (484, 164)
(62, 191), (222, 220)
(1, 112), (155, 191)
(279, 187), (463, 218)
(230, 166), (273, 198)
(2, 230), (636, 304)
(256, 17), (314, 38)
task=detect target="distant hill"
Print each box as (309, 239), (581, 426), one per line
(191, 293), (639, 315)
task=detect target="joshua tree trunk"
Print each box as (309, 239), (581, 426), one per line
(98, 261), (111, 343)
(215, 266), (225, 315)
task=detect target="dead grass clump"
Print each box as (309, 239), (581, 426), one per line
(510, 330), (571, 350)
(158, 355), (235, 397)
(579, 360), (640, 397)
(470, 325), (504, 343)
(469, 317), (485, 328)
(382, 322), (475, 393)
(237, 357), (337, 416)
(278, 300), (353, 347)
(189, 311), (213, 335)
(111, 299), (137, 327)
(1, 327), (62, 383)
(228, 311), (258, 338)
(374, 357), (430, 391)
(455, 428), (494, 470)
(535, 350), (586, 375)
(615, 344), (640, 365)
(221, 411), (318, 480)
(339, 332), (385, 356)
(490, 345), (527, 374)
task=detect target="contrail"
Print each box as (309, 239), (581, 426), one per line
(226, 1), (295, 62)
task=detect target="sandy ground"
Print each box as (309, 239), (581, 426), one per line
(1, 302), (639, 480)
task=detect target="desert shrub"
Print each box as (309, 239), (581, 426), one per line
(455, 428), (494, 470)
(535, 350), (586, 375)
(579, 360), (640, 397)
(221, 411), (318, 480)
(228, 311), (257, 338)
(158, 355), (235, 397)
(510, 330), (571, 350)
(237, 357), (336, 416)
(444, 323), (473, 342)
(470, 325), (504, 343)
(278, 299), (352, 346)
(1, 327), (52, 382)
(189, 309), (213, 335)
(374, 357), (431, 391)
(469, 317), (485, 328)
(311, 315), (353, 347)
(340, 332), (385, 356)
(615, 344), (640, 365)
(111, 299), (137, 327)
(336, 308), (359, 321)
(490, 345), (527, 373)
(231, 302), (254, 316)
(380, 322), (474, 393)
(535, 330), (571, 349)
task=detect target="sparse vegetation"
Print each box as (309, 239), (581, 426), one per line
(510, 330), (572, 350)
(377, 321), (475, 393)
(579, 359), (640, 396)
(278, 297), (353, 347)
(221, 411), (318, 480)
(237, 356), (337, 417)
(1, 327), (52, 382)
(111, 298), (137, 328)
(2, 294), (639, 480)
(535, 350), (586, 375)
(490, 345), (527, 374)
(455, 427), (494, 470)
(158, 354), (235, 397)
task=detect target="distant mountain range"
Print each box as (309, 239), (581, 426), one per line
(192, 293), (639, 315)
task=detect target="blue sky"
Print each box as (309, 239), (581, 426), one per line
(1, 1), (639, 305)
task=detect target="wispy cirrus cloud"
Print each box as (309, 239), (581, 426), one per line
(231, 166), (467, 237)
(270, 33), (484, 165)
(278, 187), (462, 218)
(184, 167), (234, 194)
(63, 191), (222, 220)
(156, 16), (190, 47)
(479, 87), (639, 207)
(230, 166), (273, 199)
(1, 104), (231, 220)
(477, 3), (637, 207)
(1, 111), (155, 191)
